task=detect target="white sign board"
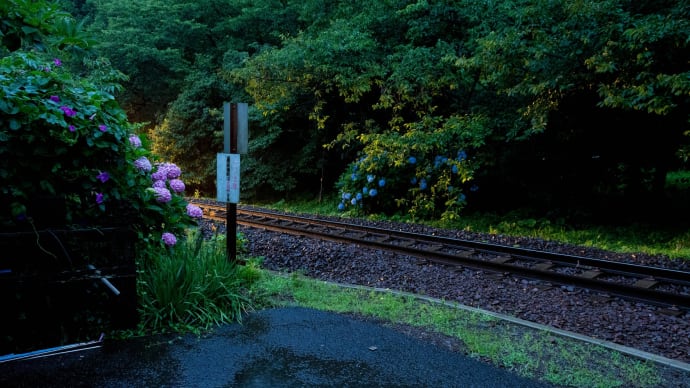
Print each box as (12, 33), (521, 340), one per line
(217, 153), (240, 203)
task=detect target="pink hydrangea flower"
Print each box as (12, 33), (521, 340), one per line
(161, 232), (177, 246)
(169, 179), (185, 193)
(186, 204), (203, 219)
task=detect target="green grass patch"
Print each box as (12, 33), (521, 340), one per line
(250, 272), (680, 388)
(251, 197), (690, 261)
(134, 230), (261, 335)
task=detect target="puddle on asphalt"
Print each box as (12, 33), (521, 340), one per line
(233, 347), (417, 387)
(217, 313), (271, 344)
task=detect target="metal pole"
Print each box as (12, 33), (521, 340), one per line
(228, 104), (238, 264)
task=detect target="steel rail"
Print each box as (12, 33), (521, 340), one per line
(192, 201), (690, 310)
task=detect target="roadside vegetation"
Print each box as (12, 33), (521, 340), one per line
(1, 3), (687, 384)
(254, 190), (690, 261)
(124, 232), (682, 388)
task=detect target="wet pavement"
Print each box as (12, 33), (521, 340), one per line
(0, 307), (553, 387)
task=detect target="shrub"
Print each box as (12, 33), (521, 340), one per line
(0, 51), (200, 246)
(335, 149), (478, 221)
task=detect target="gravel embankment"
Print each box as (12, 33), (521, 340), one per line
(205, 213), (690, 365)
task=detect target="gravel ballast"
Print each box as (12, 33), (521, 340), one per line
(204, 212), (690, 365)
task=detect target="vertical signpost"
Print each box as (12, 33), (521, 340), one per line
(218, 102), (248, 263)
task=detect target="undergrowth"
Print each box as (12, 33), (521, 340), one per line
(134, 229), (261, 335)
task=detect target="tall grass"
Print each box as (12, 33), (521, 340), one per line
(136, 230), (261, 334)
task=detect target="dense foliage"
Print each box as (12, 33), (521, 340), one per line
(0, 0), (199, 245)
(73, 0), (689, 221)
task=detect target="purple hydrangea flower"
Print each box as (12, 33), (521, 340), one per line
(134, 156), (152, 172)
(53, 58), (62, 67)
(129, 135), (142, 148)
(95, 192), (104, 204)
(152, 187), (172, 203)
(49, 95), (60, 103)
(186, 204), (203, 219)
(69, 125), (76, 132)
(96, 171), (110, 183)
(169, 179), (185, 193)
(162, 163), (181, 179)
(151, 169), (167, 181)
(98, 124), (108, 132)
(152, 180), (166, 189)
(161, 232), (177, 246)
(60, 106), (76, 117)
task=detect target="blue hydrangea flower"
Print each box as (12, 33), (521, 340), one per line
(363, 187), (369, 195)
(351, 198), (357, 205)
(470, 184), (479, 192)
(342, 192), (352, 200)
(459, 193), (466, 202)
(457, 150), (467, 161)
(419, 179), (427, 190)
(410, 177), (417, 185)
(338, 203), (345, 211)
(408, 156), (417, 164)
(356, 193), (363, 201)
(451, 165), (458, 174)
(369, 189), (378, 197)
(367, 174), (375, 183)
(351, 173), (358, 181)
(378, 178), (386, 187)
(434, 155), (443, 169)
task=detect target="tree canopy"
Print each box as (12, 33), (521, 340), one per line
(69, 0), (689, 221)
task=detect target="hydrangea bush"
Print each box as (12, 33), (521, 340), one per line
(0, 51), (201, 247)
(336, 148), (479, 221)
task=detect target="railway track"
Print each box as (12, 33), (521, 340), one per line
(190, 200), (690, 312)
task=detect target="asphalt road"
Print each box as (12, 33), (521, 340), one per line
(0, 307), (554, 387)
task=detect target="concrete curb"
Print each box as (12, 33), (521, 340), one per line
(305, 277), (690, 373)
